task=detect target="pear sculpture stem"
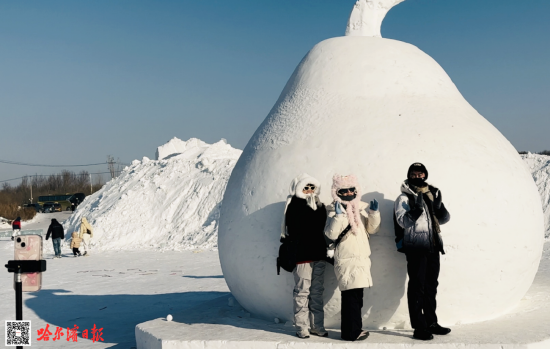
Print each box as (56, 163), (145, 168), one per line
(345, 0), (406, 38)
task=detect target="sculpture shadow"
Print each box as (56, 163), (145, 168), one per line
(361, 191), (408, 329)
(323, 192), (408, 329)
(220, 194), (407, 331)
(170, 293), (354, 341)
(24, 288), (229, 348)
(183, 275), (224, 279)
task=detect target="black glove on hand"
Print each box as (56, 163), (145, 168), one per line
(407, 193), (424, 221)
(434, 189), (442, 210)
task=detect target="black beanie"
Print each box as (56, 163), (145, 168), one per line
(407, 162), (428, 180)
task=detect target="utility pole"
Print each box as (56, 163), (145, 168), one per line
(107, 155), (116, 179)
(89, 173), (92, 194)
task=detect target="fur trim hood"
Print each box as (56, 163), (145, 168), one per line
(290, 173), (321, 199)
(331, 174), (364, 235)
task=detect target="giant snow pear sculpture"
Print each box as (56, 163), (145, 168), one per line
(218, 0), (544, 328)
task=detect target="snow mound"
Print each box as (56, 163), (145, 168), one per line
(0, 217), (9, 229)
(155, 137), (216, 161)
(522, 153), (550, 239)
(63, 138), (242, 251)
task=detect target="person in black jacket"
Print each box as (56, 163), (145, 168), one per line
(281, 173), (328, 339)
(46, 218), (65, 258)
(394, 163), (451, 341)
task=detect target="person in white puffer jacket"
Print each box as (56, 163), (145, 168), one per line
(324, 174), (380, 341)
(394, 163), (451, 341)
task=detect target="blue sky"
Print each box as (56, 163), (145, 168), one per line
(1, 0), (549, 182)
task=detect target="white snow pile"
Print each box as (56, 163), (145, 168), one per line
(63, 138), (242, 251)
(0, 217), (9, 228)
(522, 153), (550, 239)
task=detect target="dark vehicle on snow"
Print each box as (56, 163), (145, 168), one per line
(42, 202), (55, 213)
(22, 203), (42, 212)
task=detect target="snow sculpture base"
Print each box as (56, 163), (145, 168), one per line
(136, 243), (550, 349)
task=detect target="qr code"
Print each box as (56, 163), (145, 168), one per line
(5, 321), (31, 346)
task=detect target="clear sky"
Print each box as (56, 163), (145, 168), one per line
(1, 0), (549, 182)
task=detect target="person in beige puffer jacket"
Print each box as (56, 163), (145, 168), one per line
(70, 232), (82, 257)
(324, 174), (381, 341)
(79, 217), (93, 256)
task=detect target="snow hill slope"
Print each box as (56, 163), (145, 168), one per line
(522, 153), (550, 239)
(63, 138), (242, 251)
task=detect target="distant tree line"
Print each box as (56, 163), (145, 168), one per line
(0, 170), (105, 206)
(518, 150), (550, 156)
(0, 204), (36, 221)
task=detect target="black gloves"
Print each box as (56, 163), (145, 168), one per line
(432, 188), (449, 221)
(407, 193), (424, 221)
(433, 188), (442, 209)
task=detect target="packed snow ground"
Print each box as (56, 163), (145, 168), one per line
(63, 138), (241, 251)
(522, 153), (550, 239)
(138, 239), (550, 348)
(0, 212), (229, 349)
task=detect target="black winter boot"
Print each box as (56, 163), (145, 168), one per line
(428, 323), (451, 335)
(413, 329), (434, 340)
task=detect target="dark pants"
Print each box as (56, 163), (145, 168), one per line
(72, 247), (81, 256)
(406, 252), (440, 330)
(341, 288), (363, 340)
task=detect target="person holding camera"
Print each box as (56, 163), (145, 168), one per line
(281, 173), (328, 339)
(394, 163), (451, 340)
(324, 174), (380, 341)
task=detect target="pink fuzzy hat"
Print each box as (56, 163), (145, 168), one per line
(331, 174), (364, 235)
(331, 174), (360, 201)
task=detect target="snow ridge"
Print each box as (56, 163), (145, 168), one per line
(63, 138), (242, 251)
(522, 153), (550, 239)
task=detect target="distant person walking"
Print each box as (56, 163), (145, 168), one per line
(281, 174), (328, 339)
(394, 163), (451, 341)
(79, 217), (93, 256)
(324, 174), (380, 341)
(46, 218), (65, 258)
(70, 232), (82, 257)
(11, 217), (21, 241)
(71, 202), (75, 212)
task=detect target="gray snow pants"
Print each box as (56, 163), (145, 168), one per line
(293, 260), (326, 332)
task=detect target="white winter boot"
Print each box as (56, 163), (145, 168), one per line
(309, 327), (328, 337)
(296, 329), (310, 339)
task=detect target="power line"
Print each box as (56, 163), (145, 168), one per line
(0, 159), (110, 167)
(0, 172), (114, 183)
(0, 176), (27, 183)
